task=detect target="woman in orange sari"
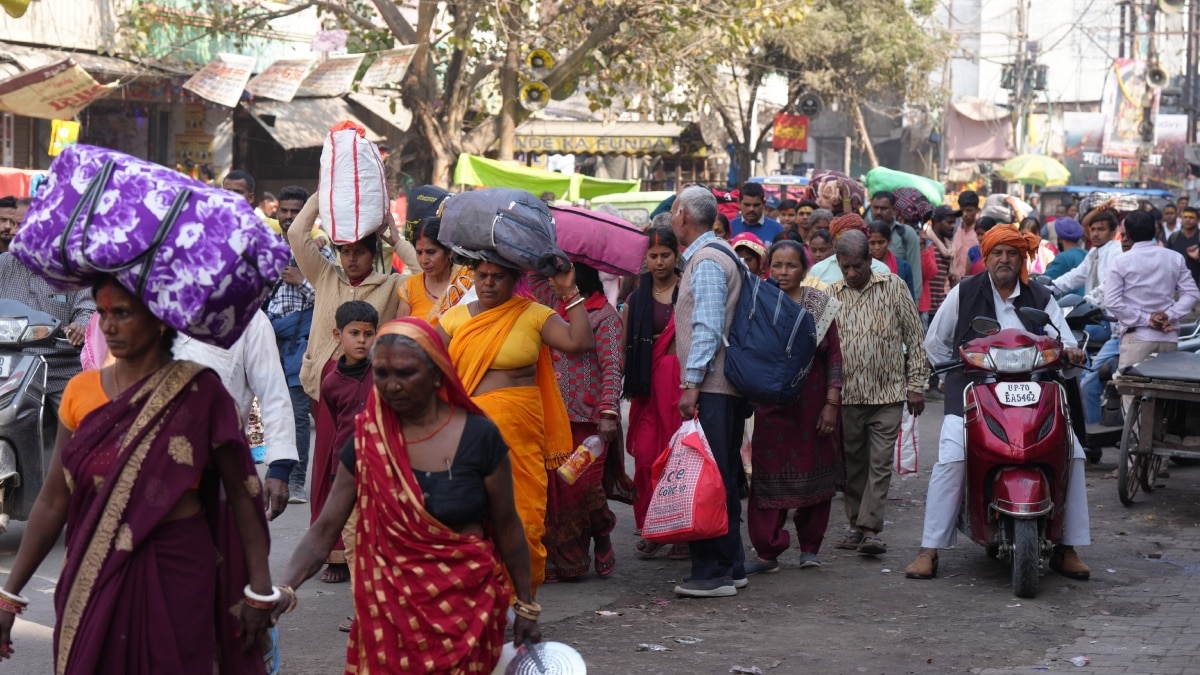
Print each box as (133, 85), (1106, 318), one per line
(397, 218), (473, 327)
(275, 319), (540, 674)
(437, 255), (593, 592)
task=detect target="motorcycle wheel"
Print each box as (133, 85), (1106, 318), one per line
(1118, 398), (1143, 507)
(1011, 518), (1040, 599)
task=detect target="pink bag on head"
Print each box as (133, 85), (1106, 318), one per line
(643, 418), (729, 544)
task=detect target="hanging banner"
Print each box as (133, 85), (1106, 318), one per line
(182, 53), (256, 108)
(246, 58), (314, 102)
(772, 113), (809, 151)
(360, 46), (419, 88)
(0, 59), (116, 120)
(1100, 59), (1160, 159)
(297, 54), (365, 98)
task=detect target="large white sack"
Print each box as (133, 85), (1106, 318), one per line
(318, 121), (389, 244)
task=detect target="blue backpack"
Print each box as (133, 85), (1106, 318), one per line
(704, 244), (818, 407)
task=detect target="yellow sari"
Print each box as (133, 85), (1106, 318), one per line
(446, 297), (572, 591)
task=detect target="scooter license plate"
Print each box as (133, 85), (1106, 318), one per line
(996, 382), (1041, 407)
(0, 356), (9, 380)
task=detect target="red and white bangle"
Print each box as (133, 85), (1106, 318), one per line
(243, 584), (282, 611)
(0, 590), (28, 615)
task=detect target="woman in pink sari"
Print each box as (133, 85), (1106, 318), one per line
(0, 278), (276, 674)
(622, 227), (686, 560)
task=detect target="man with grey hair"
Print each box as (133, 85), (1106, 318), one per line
(669, 185), (750, 598)
(829, 230), (929, 557)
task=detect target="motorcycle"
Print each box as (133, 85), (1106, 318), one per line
(1056, 295), (1123, 463)
(0, 299), (62, 532)
(935, 308), (1075, 599)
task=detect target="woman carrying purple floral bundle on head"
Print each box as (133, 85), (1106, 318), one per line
(0, 276), (276, 674)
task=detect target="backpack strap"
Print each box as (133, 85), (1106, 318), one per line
(702, 241), (748, 274)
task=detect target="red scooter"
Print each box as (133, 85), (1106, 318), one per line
(939, 310), (1074, 599)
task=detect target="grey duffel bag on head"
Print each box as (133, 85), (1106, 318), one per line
(438, 187), (568, 276)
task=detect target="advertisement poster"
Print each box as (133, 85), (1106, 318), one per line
(0, 59), (116, 119)
(1062, 111), (1186, 189)
(360, 46), (418, 89)
(246, 58), (314, 102)
(297, 54), (365, 98)
(1100, 59), (1160, 159)
(182, 53), (256, 108)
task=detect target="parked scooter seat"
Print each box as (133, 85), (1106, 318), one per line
(1123, 351), (1200, 383)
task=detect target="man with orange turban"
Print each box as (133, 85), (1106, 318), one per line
(808, 214), (891, 284)
(903, 225), (1093, 582)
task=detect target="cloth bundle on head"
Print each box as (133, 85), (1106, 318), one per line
(810, 170), (865, 213)
(829, 213), (867, 241)
(893, 187), (933, 225)
(980, 226), (1040, 283)
(1054, 217), (1084, 242)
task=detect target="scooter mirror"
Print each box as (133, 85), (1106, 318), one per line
(970, 317), (1002, 336)
(1018, 307), (1052, 329)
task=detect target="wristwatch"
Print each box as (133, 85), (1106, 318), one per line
(680, 381), (698, 390)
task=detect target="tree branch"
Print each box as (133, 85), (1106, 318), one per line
(239, 1), (380, 32)
(368, 0), (418, 43)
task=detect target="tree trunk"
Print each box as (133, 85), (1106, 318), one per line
(496, 23), (521, 160)
(734, 144), (755, 188)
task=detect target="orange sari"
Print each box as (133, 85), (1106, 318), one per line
(447, 297), (572, 591)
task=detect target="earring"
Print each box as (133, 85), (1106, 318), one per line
(159, 324), (166, 335)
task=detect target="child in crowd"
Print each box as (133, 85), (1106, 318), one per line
(311, 300), (379, 587)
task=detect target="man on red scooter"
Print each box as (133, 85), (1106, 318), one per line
(904, 227), (1093, 581)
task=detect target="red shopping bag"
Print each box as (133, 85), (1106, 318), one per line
(642, 418), (729, 544)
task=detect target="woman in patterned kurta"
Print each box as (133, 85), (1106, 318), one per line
(747, 240), (843, 571)
(531, 264), (624, 581)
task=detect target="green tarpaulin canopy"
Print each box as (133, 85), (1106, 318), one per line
(454, 153), (640, 202)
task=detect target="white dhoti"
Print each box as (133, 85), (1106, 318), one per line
(920, 415), (1091, 549)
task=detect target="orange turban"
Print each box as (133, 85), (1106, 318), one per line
(829, 213), (867, 241)
(980, 226), (1040, 283)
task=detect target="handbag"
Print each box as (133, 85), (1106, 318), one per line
(642, 418), (729, 544)
(9, 144), (289, 348)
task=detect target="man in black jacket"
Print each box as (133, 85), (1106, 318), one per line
(903, 228), (1093, 582)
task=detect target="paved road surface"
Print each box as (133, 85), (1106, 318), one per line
(4, 400), (1200, 673)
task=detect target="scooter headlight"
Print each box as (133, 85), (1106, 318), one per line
(0, 318), (28, 345)
(0, 318), (55, 345)
(987, 345), (1039, 373)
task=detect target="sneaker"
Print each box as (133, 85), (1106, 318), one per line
(798, 553), (822, 569)
(288, 485), (308, 504)
(683, 574), (747, 588)
(674, 577), (737, 598)
(744, 559), (780, 575)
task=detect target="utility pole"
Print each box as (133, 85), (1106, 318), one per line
(1012, 0), (1028, 154)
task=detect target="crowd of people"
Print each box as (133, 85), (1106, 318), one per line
(0, 168), (1196, 673)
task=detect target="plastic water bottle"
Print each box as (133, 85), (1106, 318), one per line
(556, 435), (604, 485)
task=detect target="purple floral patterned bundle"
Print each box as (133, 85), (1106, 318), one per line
(9, 145), (290, 348)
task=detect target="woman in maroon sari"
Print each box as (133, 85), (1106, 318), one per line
(0, 278), (276, 674)
(274, 319), (540, 674)
(745, 240), (843, 573)
(622, 227), (687, 560)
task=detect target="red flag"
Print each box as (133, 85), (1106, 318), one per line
(772, 113), (809, 151)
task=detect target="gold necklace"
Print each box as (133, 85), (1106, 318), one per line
(652, 281), (677, 298)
